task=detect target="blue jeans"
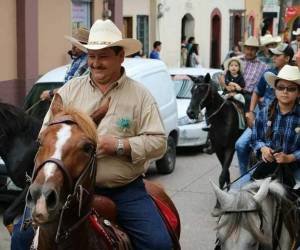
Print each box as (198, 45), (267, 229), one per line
(11, 207), (34, 250)
(95, 177), (172, 250)
(235, 127), (252, 175)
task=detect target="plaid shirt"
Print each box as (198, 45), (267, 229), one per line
(252, 104), (300, 161)
(64, 53), (88, 83)
(240, 56), (269, 93)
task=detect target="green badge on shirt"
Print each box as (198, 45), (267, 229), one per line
(117, 117), (132, 132)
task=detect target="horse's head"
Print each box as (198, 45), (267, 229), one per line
(186, 73), (212, 120)
(26, 94), (101, 225)
(211, 178), (273, 250)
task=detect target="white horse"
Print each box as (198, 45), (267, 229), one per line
(211, 178), (298, 250)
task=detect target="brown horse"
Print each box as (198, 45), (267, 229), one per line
(26, 94), (180, 250)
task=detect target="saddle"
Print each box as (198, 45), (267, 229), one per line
(91, 180), (181, 250)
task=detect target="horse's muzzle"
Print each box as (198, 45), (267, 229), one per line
(187, 108), (197, 120)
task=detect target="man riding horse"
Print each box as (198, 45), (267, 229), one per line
(12, 19), (173, 250)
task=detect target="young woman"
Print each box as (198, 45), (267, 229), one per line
(252, 65), (300, 186)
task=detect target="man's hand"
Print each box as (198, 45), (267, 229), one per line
(40, 90), (51, 101)
(97, 135), (117, 156)
(261, 146), (274, 163)
(245, 112), (255, 128)
(273, 152), (296, 164)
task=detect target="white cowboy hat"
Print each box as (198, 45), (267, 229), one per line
(65, 27), (90, 44)
(75, 19), (142, 56)
(260, 34), (281, 46)
(264, 65), (300, 88)
(239, 36), (260, 48)
(223, 57), (244, 73)
(293, 28), (300, 36)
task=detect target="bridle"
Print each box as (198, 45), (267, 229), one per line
(215, 206), (264, 250)
(193, 83), (226, 122)
(26, 115), (97, 243)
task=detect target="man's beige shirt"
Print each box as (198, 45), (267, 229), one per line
(42, 70), (167, 187)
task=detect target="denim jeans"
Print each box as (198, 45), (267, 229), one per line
(235, 127), (252, 175)
(95, 177), (172, 250)
(11, 207), (34, 250)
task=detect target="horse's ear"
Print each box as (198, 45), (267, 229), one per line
(204, 73), (211, 83)
(90, 97), (111, 126)
(253, 177), (271, 203)
(187, 75), (198, 83)
(210, 180), (234, 208)
(51, 93), (63, 116)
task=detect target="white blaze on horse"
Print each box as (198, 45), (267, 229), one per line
(25, 94), (181, 250)
(211, 178), (298, 250)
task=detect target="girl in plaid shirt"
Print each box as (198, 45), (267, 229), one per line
(252, 65), (300, 187)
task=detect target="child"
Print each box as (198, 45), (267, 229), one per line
(252, 65), (300, 187)
(220, 57), (245, 105)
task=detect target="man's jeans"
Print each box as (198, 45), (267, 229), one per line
(95, 177), (172, 250)
(235, 127), (252, 175)
(11, 207), (34, 250)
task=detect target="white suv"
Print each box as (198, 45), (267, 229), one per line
(25, 58), (178, 174)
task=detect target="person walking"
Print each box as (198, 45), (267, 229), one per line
(149, 41), (162, 59)
(186, 43), (200, 67)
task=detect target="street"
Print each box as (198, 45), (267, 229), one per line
(0, 149), (239, 250)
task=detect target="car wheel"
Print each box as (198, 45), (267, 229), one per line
(156, 136), (176, 174)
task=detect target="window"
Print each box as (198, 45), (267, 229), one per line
(137, 15), (149, 57)
(123, 17), (133, 38)
(72, 0), (92, 30)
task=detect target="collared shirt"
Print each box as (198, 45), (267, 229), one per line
(252, 103), (300, 161)
(254, 67), (278, 108)
(64, 53), (88, 83)
(149, 50), (160, 59)
(42, 69), (167, 187)
(240, 56), (269, 93)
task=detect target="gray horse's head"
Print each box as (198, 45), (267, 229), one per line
(211, 178), (292, 250)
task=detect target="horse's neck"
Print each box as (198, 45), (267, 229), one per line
(37, 219), (93, 250)
(204, 90), (225, 115)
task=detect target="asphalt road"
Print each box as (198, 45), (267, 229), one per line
(0, 148), (239, 250)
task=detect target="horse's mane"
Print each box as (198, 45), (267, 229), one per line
(215, 180), (290, 246)
(0, 102), (41, 137)
(54, 107), (98, 145)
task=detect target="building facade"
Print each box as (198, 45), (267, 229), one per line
(245, 0), (263, 38)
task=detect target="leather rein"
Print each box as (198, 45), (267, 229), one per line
(28, 115), (97, 243)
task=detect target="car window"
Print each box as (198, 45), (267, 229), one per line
(173, 79), (193, 99)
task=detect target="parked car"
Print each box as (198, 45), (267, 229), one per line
(24, 58), (178, 174)
(169, 67), (223, 147)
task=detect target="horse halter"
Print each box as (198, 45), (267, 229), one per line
(28, 115), (97, 243)
(215, 206), (264, 250)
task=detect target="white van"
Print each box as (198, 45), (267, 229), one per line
(27, 58), (178, 174)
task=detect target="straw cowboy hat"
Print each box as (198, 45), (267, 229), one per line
(260, 34), (281, 46)
(269, 43), (294, 59)
(65, 27), (89, 48)
(239, 36), (260, 48)
(293, 27), (300, 36)
(264, 65), (300, 88)
(223, 57), (244, 73)
(72, 19), (142, 56)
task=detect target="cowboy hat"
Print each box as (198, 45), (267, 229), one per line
(269, 43), (294, 59)
(260, 34), (281, 46)
(223, 57), (244, 73)
(239, 36), (260, 48)
(264, 65), (300, 88)
(293, 27), (300, 36)
(65, 27), (90, 44)
(76, 19), (142, 56)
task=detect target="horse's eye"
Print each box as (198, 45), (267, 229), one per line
(82, 143), (95, 154)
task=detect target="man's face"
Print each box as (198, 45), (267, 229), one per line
(88, 47), (125, 85)
(243, 46), (257, 60)
(71, 45), (84, 58)
(272, 54), (288, 69)
(157, 45), (161, 52)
